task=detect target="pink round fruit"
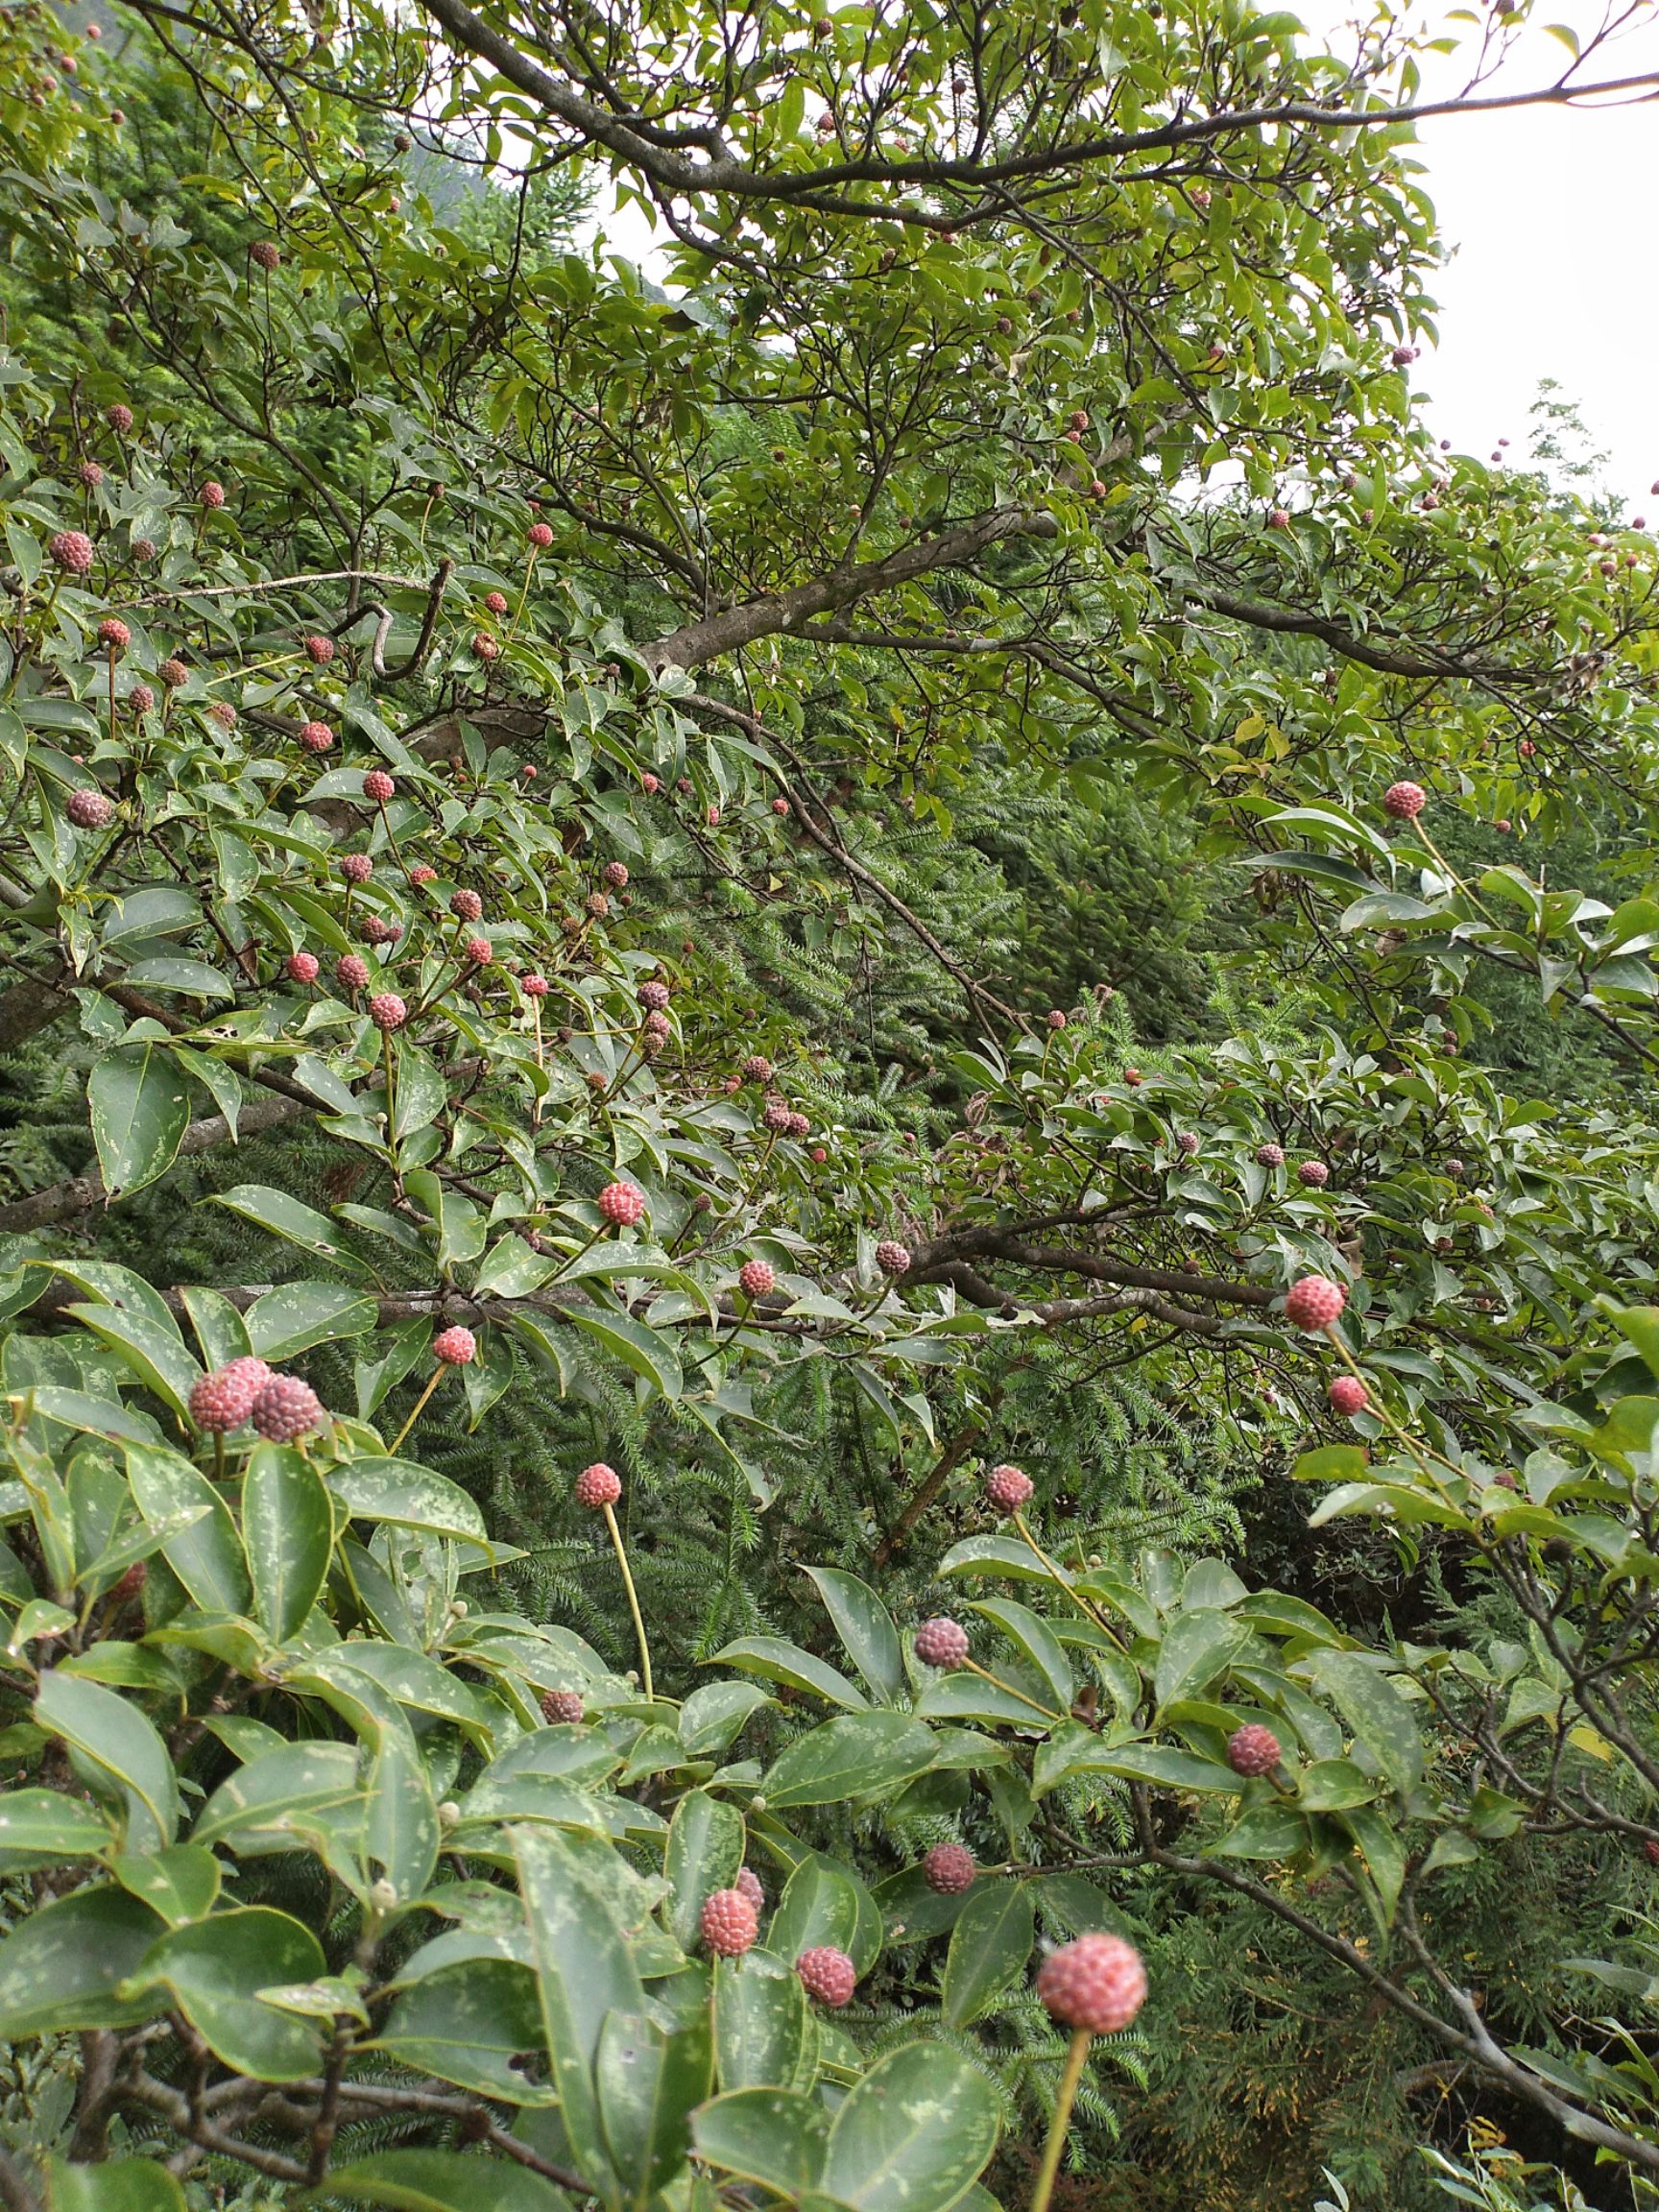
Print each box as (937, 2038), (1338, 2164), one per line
(159, 657), (190, 689)
(876, 1238), (911, 1277)
(1227, 1722), (1282, 1777)
(640, 772), (660, 794)
(473, 633), (501, 661)
(450, 888), (483, 921)
(188, 1357), (273, 1433)
(286, 950), (319, 984)
(363, 769), (396, 803)
(1285, 1275), (1346, 1331)
(734, 1865), (765, 1911)
(250, 1375), (325, 1443)
(1176, 1131), (1200, 1155)
(796, 1946), (856, 2008)
(1256, 1142), (1285, 1167)
(302, 634), (335, 665)
(409, 863), (437, 885)
(1046, 1009), (1067, 1031)
(523, 974), (549, 997)
(433, 1325), (476, 1366)
(49, 529), (94, 574)
(341, 853), (373, 884)
(336, 953), (370, 990)
(199, 480), (226, 509)
(598, 1181), (646, 1227)
(1297, 1159), (1329, 1188)
(485, 590), (508, 615)
(368, 991), (407, 1030)
(1328, 1374), (1369, 1415)
(575, 1461), (622, 1508)
(106, 402), (133, 434)
(249, 239), (280, 271)
(923, 1842), (976, 1894)
(986, 1462), (1034, 1512)
(528, 520), (554, 548)
(65, 787), (114, 830)
(299, 720), (334, 754)
(604, 860), (629, 889)
(1382, 780), (1427, 820)
(464, 935), (493, 966)
(700, 1887), (760, 1958)
(638, 980), (670, 1012)
(541, 1689), (584, 1724)
(915, 1617), (969, 1668)
(772, 796), (790, 815)
(1036, 1934), (1147, 2033)
(742, 1055), (774, 1084)
(78, 461), (105, 490)
(208, 701), (238, 730)
(738, 1259), (776, 1298)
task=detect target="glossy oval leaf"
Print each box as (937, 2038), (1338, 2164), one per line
(820, 2041), (1000, 2212)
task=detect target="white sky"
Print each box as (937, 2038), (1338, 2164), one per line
(1384, 5), (1659, 512)
(582, 6), (1659, 510)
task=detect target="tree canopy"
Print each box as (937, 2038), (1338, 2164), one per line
(2, 2), (1659, 2208)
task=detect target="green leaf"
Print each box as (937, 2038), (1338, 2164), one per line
(125, 1440), (252, 1617)
(374, 1960), (555, 2104)
(110, 1845), (222, 1925)
(66, 1304), (199, 1425)
(1154, 1609), (1250, 1713)
(243, 1443), (333, 1641)
(938, 1533), (1071, 1585)
(36, 1670), (180, 1851)
(768, 1855), (879, 1973)
(88, 1043), (191, 1200)
(713, 1954), (814, 2092)
(45, 2156), (186, 2212)
(328, 1457), (492, 1551)
(568, 1306), (683, 1401)
(194, 1740), (364, 1853)
(760, 1712), (936, 1809)
(709, 1636), (868, 1711)
(971, 1597), (1075, 1711)
(244, 1282), (379, 1361)
(1072, 1743), (1239, 1792)
(214, 1184), (362, 1266)
(365, 1708), (441, 1902)
(323, 2150), (572, 2212)
(123, 1907), (326, 2080)
(820, 2041), (1000, 2212)
(515, 1824), (643, 2188)
(693, 2087), (830, 2197)
(597, 2008), (712, 2207)
(1607, 1304), (1659, 1384)
(178, 1285), (253, 1371)
(942, 1880), (1035, 2028)
(0, 1787), (116, 1873)
(679, 1680), (773, 1756)
(1302, 1650), (1424, 1792)
(665, 1788), (744, 1951)
(802, 1567), (905, 1702)
(0, 1886), (166, 2039)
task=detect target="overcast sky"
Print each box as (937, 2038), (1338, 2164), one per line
(583, 6), (1658, 510)
(1389, 5), (1659, 511)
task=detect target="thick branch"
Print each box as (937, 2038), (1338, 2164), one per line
(0, 1095), (305, 1233)
(409, 0), (1659, 207)
(647, 508), (1057, 669)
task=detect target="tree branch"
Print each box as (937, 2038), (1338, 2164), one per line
(646, 507), (1057, 669)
